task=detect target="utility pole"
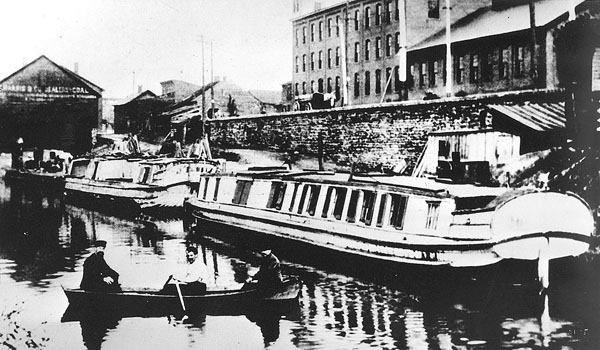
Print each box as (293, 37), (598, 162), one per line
(210, 41), (214, 120)
(201, 35), (206, 122)
(340, 1), (349, 106)
(529, 0), (539, 85)
(444, 0), (453, 97)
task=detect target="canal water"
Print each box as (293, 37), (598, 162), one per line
(1, 176), (599, 350)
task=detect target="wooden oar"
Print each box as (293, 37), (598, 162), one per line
(174, 281), (186, 312)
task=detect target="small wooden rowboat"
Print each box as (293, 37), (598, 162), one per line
(62, 277), (302, 315)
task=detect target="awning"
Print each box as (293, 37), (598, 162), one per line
(488, 102), (565, 132)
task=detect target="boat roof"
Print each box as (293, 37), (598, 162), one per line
(235, 169), (509, 198)
(138, 158), (220, 165)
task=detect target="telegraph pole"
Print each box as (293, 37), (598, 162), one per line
(201, 35), (206, 122)
(444, 0), (453, 97)
(340, 0), (349, 106)
(210, 41), (214, 120)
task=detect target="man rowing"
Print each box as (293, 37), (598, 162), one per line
(162, 246), (209, 295)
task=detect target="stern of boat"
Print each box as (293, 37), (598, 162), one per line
(490, 191), (594, 261)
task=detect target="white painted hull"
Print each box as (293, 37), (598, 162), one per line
(185, 172), (594, 268)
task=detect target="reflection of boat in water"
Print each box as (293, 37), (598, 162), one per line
(65, 156), (224, 212)
(62, 277), (301, 315)
(184, 167), (594, 270)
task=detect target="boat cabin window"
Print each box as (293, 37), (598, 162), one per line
(288, 183), (301, 212)
(332, 187), (347, 220)
(267, 181), (287, 210)
(321, 187), (334, 218)
(202, 178), (210, 200)
(346, 190), (360, 223)
(454, 196), (495, 211)
(297, 185), (310, 214)
(306, 185), (321, 216)
(232, 180), (253, 205)
(69, 159), (89, 177)
(91, 161), (100, 180)
(425, 201), (441, 230)
(438, 140), (450, 157)
(359, 190), (376, 225)
(213, 178), (221, 201)
(140, 167), (151, 184)
(389, 194), (408, 229)
(376, 194), (387, 227)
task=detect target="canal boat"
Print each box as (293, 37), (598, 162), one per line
(3, 149), (72, 187)
(62, 277), (302, 314)
(64, 156), (224, 212)
(183, 168), (594, 273)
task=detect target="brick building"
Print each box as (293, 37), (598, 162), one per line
(291, 0), (488, 106)
(0, 55), (102, 155)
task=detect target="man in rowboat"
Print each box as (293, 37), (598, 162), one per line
(80, 240), (121, 292)
(162, 246), (209, 295)
(246, 249), (283, 291)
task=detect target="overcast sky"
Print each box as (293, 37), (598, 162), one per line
(0, 0), (295, 98)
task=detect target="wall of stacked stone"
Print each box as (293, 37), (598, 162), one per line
(208, 90), (564, 173)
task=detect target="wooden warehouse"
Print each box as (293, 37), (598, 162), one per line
(0, 55), (103, 155)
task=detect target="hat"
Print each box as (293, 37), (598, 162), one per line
(94, 240), (107, 248)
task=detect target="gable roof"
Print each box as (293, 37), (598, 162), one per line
(410, 0), (586, 52)
(114, 90), (157, 105)
(0, 55), (103, 96)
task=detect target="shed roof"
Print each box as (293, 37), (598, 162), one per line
(489, 102), (565, 131)
(410, 0), (585, 51)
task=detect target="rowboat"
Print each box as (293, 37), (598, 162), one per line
(183, 168), (594, 278)
(64, 156), (224, 212)
(62, 277), (302, 315)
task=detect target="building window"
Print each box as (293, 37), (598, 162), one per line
(365, 71), (371, 95)
(295, 29), (299, 46)
(425, 201), (440, 230)
(335, 76), (341, 100)
(386, 67), (392, 93)
(430, 61), (438, 87)
(302, 26), (306, 44)
(375, 4), (382, 26)
(514, 45), (525, 77)
(395, 0), (400, 20)
(328, 18), (332, 37)
(318, 21), (323, 41)
(311, 23), (315, 42)
(311, 52), (315, 71)
(394, 65), (400, 91)
(318, 51), (323, 69)
(500, 47), (510, 79)
(375, 69), (382, 94)
(385, 1), (392, 23)
(354, 42), (360, 62)
(355, 10), (360, 30)
(302, 82), (307, 94)
(336, 47), (340, 66)
(336, 16), (340, 36)
(310, 80), (315, 93)
(354, 73), (360, 97)
(295, 56), (299, 73)
(365, 7), (371, 28)
(454, 55), (464, 84)
(365, 39), (371, 61)
(470, 54), (479, 83)
(419, 62), (427, 88)
(395, 32), (400, 52)
(318, 78), (324, 93)
(302, 54), (306, 72)
(295, 83), (299, 96)
(327, 49), (332, 69)
(386, 35), (393, 56)
(327, 77), (332, 93)
(482, 50), (493, 82)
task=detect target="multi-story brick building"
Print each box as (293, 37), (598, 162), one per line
(291, 0), (489, 106)
(292, 0), (600, 105)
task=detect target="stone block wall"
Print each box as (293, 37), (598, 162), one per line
(209, 90), (563, 173)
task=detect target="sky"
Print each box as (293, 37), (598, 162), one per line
(0, 0), (295, 98)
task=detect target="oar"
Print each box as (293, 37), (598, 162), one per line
(174, 281), (186, 312)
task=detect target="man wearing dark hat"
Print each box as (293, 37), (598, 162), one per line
(80, 240), (121, 292)
(247, 249), (283, 290)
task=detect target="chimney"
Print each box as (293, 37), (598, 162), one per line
(138, 85), (143, 93)
(314, 2), (321, 11)
(22, 57), (27, 67)
(74, 62), (79, 74)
